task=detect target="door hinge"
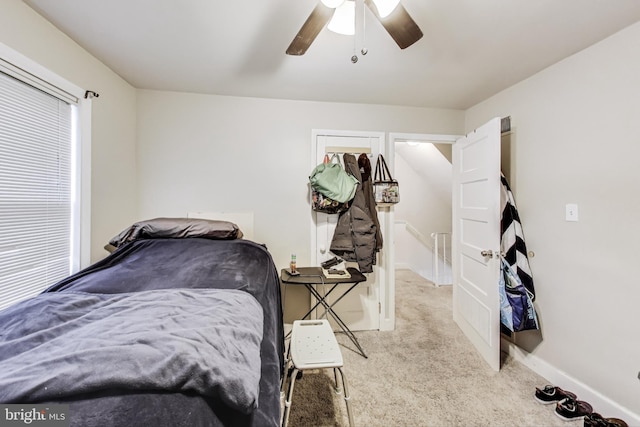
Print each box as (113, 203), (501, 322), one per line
(379, 302), (381, 314)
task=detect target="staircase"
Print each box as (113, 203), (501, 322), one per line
(394, 221), (452, 286)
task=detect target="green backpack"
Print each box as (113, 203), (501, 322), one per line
(309, 157), (358, 204)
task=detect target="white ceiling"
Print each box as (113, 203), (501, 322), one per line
(25, 0), (640, 110)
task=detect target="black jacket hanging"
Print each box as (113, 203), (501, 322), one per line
(358, 153), (382, 252)
(330, 154), (380, 273)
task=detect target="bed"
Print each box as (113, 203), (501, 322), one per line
(0, 218), (284, 427)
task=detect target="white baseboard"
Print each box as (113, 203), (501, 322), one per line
(502, 338), (640, 425)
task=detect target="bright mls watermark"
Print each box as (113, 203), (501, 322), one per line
(1, 405), (69, 426)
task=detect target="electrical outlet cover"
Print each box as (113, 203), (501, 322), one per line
(565, 204), (579, 222)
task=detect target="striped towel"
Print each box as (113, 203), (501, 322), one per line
(500, 173), (535, 299)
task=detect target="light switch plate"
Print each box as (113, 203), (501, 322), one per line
(565, 204), (579, 222)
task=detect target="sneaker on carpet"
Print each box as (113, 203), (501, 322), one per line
(555, 397), (593, 421)
(584, 412), (629, 427)
(534, 385), (577, 405)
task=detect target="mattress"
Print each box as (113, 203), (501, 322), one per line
(0, 236), (284, 427)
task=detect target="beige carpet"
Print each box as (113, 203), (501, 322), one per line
(283, 269), (583, 427)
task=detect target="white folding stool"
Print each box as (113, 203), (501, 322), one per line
(281, 319), (354, 427)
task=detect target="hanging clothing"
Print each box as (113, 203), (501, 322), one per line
(500, 173), (535, 298)
(499, 173), (539, 332)
(499, 256), (539, 332)
(330, 154), (380, 273)
(358, 153), (383, 252)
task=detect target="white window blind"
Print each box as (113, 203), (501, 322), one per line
(0, 70), (74, 311)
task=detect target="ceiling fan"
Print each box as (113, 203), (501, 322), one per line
(286, 0), (423, 56)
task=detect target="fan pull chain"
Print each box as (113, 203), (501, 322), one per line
(351, 5), (358, 64)
(351, 40), (358, 63)
(351, 0), (367, 63)
(361, 0), (368, 56)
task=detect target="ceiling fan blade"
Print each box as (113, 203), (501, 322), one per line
(365, 0), (423, 49)
(286, 3), (335, 56)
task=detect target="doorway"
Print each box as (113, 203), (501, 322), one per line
(386, 133), (458, 331)
(390, 119), (504, 371)
(310, 129), (387, 332)
(393, 139), (455, 285)
(309, 121), (506, 366)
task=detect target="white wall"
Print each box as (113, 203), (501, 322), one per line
(0, 0), (138, 263)
(394, 142), (452, 238)
(393, 142), (453, 282)
(394, 221), (433, 278)
(136, 89), (464, 320)
(466, 21), (640, 419)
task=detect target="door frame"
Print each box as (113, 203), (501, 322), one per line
(386, 132), (460, 330)
(310, 130), (491, 333)
(310, 129), (389, 330)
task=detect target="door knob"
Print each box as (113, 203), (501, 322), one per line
(319, 245), (326, 254)
(480, 250), (494, 258)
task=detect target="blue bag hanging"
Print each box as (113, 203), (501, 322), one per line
(499, 257), (539, 332)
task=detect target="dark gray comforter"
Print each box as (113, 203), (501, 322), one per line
(0, 237), (284, 427)
(0, 288), (263, 413)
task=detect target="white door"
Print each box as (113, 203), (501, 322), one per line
(311, 131), (384, 331)
(451, 118), (502, 371)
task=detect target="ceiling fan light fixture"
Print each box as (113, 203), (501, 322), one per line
(321, 0), (346, 8)
(327, 0), (355, 35)
(371, 0), (400, 18)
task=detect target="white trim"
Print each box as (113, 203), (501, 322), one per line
(0, 57), (78, 104)
(0, 42), (84, 102)
(399, 220), (435, 250)
(309, 131), (462, 332)
(503, 339), (640, 425)
(310, 129), (389, 331)
(386, 132), (460, 331)
(310, 129), (387, 268)
(312, 129), (385, 139)
(0, 41), (91, 270)
(378, 136), (394, 331)
(390, 132), (462, 144)
(79, 98), (92, 269)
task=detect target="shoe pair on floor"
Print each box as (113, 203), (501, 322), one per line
(534, 385), (628, 427)
(534, 385), (589, 420)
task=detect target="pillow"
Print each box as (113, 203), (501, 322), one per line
(109, 217), (243, 248)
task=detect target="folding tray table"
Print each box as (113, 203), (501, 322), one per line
(281, 266), (368, 358)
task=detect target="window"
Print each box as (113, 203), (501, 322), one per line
(0, 44), (91, 311)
